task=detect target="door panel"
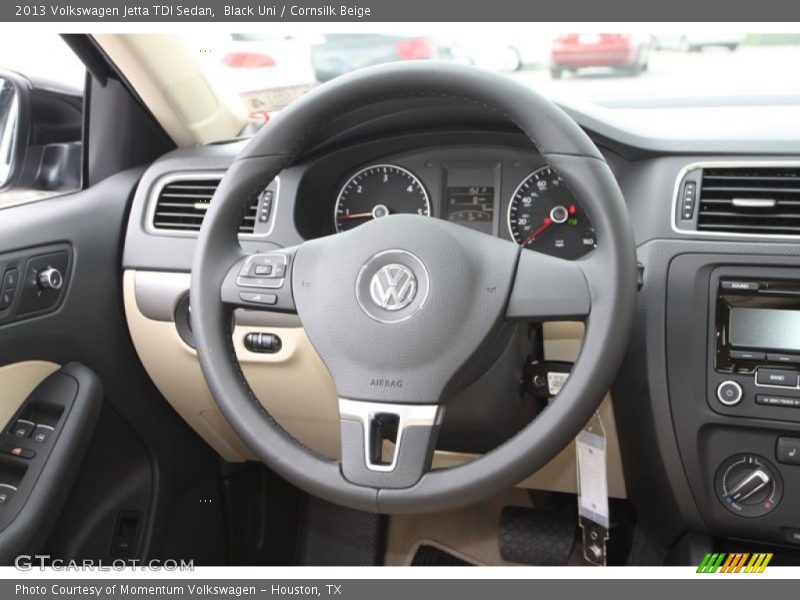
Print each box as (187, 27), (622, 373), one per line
(0, 170), (223, 563)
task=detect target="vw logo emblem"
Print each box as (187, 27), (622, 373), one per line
(356, 250), (429, 323)
(369, 264), (417, 311)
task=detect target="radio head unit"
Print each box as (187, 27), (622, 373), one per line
(716, 278), (800, 372)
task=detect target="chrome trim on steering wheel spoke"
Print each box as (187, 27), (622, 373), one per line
(338, 398), (443, 473)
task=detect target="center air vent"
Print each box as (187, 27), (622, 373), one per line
(695, 166), (800, 235)
(150, 175), (260, 234)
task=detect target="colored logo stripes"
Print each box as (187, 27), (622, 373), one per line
(697, 552), (773, 573)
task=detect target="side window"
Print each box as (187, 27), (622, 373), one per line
(0, 34), (85, 204)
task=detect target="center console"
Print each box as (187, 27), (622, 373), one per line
(666, 255), (800, 548)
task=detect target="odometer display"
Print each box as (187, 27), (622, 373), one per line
(334, 164), (430, 233)
(446, 186), (494, 223)
(507, 166), (597, 259)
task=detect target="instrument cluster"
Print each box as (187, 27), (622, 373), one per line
(330, 148), (596, 259)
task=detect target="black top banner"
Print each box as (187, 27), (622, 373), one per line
(2, 0), (799, 22)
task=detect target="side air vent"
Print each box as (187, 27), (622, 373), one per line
(696, 166), (800, 235)
(150, 175), (260, 234)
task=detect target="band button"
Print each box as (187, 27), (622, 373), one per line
(756, 368), (799, 387)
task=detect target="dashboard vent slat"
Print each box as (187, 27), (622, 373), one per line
(152, 176), (257, 234)
(697, 167), (800, 236)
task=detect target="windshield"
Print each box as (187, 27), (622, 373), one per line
(190, 29), (800, 121)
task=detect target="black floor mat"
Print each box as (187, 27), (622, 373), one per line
(296, 496), (385, 566)
(411, 544), (472, 566)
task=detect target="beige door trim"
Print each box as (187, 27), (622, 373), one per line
(0, 361), (61, 431)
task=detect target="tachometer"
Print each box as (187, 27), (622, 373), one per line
(507, 166), (597, 259)
(334, 164), (430, 233)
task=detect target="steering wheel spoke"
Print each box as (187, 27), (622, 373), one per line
(506, 248), (592, 321)
(338, 398), (444, 489)
(220, 248), (297, 313)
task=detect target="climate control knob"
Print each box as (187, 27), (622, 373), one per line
(715, 453), (782, 518)
(37, 267), (63, 291)
(716, 380), (743, 406)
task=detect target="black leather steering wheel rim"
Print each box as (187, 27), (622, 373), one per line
(190, 61), (637, 514)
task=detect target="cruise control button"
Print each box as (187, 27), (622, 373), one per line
(239, 292), (277, 306)
(756, 368), (798, 387)
(757, 395), (800, 408)
(236, 276), (283, 289)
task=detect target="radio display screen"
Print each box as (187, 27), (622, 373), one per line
(729, 307), (800, 352)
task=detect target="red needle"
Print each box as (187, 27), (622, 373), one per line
(337, 212), (373, 220)
(522, 217), (553, 246)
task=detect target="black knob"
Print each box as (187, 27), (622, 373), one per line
(715, 454), (782, 517)
(38, 267), (63, 290)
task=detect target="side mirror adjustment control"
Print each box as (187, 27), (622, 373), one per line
(37, 267), (63, 290)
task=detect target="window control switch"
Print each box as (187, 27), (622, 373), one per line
(31, 425), (53, 444)
(10, 419), (35, 439)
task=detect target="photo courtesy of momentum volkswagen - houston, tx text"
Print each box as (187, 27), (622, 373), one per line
(0, 1), (799, 597)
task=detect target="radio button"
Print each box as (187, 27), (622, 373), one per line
(767, 353), (800, 365)
(721, 280), (760, 292)
(717, 381), (743, 406)
(730, 350), (766, 361)
(756, 368), (799, 387)
(756, 395), (800, 408)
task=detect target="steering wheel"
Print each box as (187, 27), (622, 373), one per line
(190, 62), (637, 514)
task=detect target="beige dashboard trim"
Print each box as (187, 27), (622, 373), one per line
(0, 361), (61, 431)
(124, 270), (626, 498)
(123, 270), (339, 461)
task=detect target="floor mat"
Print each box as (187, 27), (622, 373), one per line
(385, 488), (587, 566)
(385, 488), (532, 566)
(296, 496), (384, 566)
(411, 543), (473, 566)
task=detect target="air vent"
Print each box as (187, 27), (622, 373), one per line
(697, 166), (800, 235)
(151, 176), (257, 234)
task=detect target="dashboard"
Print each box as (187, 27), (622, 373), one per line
(121, 98), (800, 554)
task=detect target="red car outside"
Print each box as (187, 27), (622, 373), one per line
(550, 33), (651, 78)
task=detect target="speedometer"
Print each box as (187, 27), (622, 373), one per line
(507, 166), (597, 259)
(334, 164), (430, 233)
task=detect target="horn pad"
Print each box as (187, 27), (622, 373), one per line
(291, 214), (519, 404)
